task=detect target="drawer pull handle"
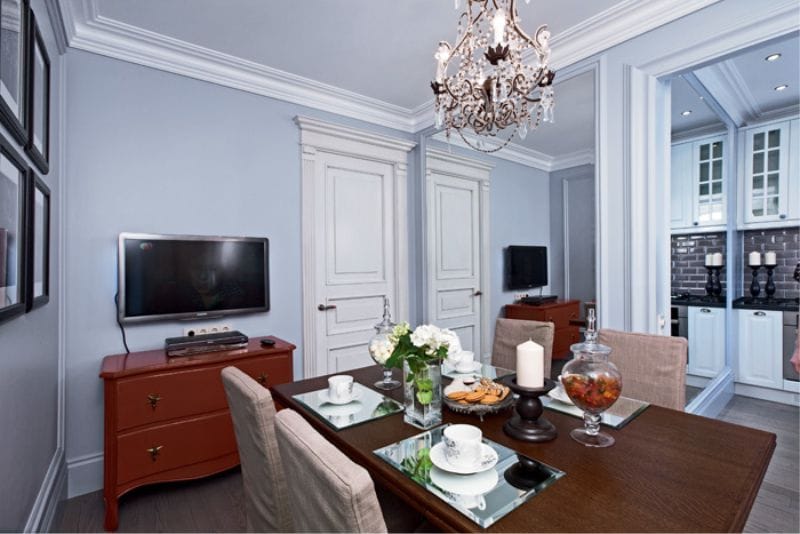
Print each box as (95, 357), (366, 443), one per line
(754, 311), (766, 317)
(147, 394), (161, 410)
(257, 373), (269, 386)
(700, 308), (711, 313)
(147, 445), (163, 462)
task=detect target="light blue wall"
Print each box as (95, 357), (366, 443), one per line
(0, 0), (63, 529)
(63, 49), (422, 495)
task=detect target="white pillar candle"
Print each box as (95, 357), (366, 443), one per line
(749, 251), (762, 267)
(705, 253), (713, 267)
(712, 252), (723, 266)
(764, 251), (777, 266)
(516, 339), (544, 388)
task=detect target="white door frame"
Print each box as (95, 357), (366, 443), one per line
(424, 148), (493, 361)
(296, 116), (416, 378)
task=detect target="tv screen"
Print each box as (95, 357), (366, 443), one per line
(506, 245), (548, 290)
(118, 233), (269, 324)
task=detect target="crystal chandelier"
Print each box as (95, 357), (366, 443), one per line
(431, 0), (556, 153)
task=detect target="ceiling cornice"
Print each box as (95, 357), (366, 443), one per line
(693, 61), (761, 126)
(57, 0), (719, 136)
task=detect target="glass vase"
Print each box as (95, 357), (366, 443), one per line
(402, 361), (442, 429)
(561, 309), (622, 448)
(368, 297), (401, 390)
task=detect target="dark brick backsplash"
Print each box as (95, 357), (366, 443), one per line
(742, 227), (799, 299)
(671, 233), (726, 295)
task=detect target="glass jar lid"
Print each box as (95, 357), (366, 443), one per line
(373, 296), (395, 334)
(569, 308), (611, 359)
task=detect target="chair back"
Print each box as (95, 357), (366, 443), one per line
(598, 329), (688, 410)
(274, 409), (388, 533)
(492, 318), (555, 377)
(221, 367), (293, 532)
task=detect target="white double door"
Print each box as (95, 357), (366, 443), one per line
(425, 150), (490, 359)
(311, 152), (399, 375)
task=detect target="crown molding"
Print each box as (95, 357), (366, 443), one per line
(550, 149), (595, 172)
(693, 61), (761, 126)
(671, 122), (727, 143)
(57, 0), (720, 136)
(545, 0), (722, 70)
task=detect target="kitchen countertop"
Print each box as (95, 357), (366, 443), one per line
(732, 297), (799, 312)
(671, 294), (726, 308)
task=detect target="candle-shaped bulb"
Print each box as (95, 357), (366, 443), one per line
(434, 44), (449, 83)
(492, 9), (506, 46)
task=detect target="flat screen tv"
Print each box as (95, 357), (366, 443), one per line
(506, 245), (548, 290)
(118, 233), (269, 324)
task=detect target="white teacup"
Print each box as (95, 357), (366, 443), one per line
(454, 351), (476, 372)
(453, 493), (487, 510)
(328, 375), (354, 403)
(443, 424), (482, 470)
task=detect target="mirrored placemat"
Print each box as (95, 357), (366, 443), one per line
(374, 424), (564, 528)
(542, 395), (649, 429)
(442, 362), (514, 382)
(292, 383), (403, 431)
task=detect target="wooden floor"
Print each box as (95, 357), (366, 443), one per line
(718, 395), (800, 533)
(53, 395), (799, 533)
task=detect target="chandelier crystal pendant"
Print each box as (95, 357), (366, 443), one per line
(431, 0), (556, 153)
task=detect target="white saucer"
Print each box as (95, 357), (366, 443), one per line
(317, 389), (362, 405)
(430, 465), (499, 496)
(547, 387), (574, 405)
(448, 361), (482, 374)
(429, 442), (499, 475)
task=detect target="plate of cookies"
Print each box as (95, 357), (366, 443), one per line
(443, 377), (514, 420)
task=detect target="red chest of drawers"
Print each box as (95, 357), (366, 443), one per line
(99, 336), (294, 531)
(504, 300), (581, 359)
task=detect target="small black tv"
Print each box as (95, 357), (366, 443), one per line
(118, 233), (269, 324)
(506, 245), (548, 290)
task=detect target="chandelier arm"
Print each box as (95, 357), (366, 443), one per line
(457, 126), (518, 153)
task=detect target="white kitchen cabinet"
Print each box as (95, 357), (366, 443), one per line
(737, 309), (783, 389)
(739, 118), (799, 228)
(671, 135), (727, 232)
(688, 306), (725, 377)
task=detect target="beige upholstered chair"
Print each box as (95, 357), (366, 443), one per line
(221, 367), (293, 533)
(598, 329), (688, 410)
(274, 408), (388, 533)
(492, 318), (555, 378)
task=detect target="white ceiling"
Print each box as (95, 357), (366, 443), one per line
(61, 0), (724, 163)
(671, 33), (799, 135)
(94, 0), (621, 111)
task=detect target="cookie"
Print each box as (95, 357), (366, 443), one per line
(447, 391), (469, 400)
(480, 395), (500, 405)
(465, 390), (485, 402)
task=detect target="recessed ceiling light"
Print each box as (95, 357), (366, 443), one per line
(681, 110), (692, 116)
(765, 53), (782, 62)
(775, 84), (789, 91)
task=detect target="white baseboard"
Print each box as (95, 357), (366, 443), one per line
(735, 383), (800, 406)
(686, 367), (735, 417)
(24, 447), (67, 533)
(66, 452), (104, 498)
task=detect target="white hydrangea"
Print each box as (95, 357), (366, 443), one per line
(410, 324), (438, 348)
(440, 328), (461, 357)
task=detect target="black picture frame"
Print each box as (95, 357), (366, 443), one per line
(24, 9), (48, 174)
(0, 132), (28, 324)
(0, 0), (30, 145)
(25, 167), (48, 311)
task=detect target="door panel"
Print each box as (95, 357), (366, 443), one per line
(428, 172), (481, 354)
(314, 152), (396, 375)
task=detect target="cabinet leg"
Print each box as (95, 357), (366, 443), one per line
(103, 493), (119, 532)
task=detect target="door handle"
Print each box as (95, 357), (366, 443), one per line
(317, 304), (337, 311)
(473, 290), (482, 297)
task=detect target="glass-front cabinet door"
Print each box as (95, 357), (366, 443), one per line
(693, 136), (725, 227)
(744, 122), (789, 223)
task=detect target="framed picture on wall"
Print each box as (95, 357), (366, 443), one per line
(25, 10), (48, 174)
(0, 133), (28, 324)
(0, 0), (30, 145)
(25, 168), (48, 311)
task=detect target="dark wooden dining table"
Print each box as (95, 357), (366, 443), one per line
(271, 365), (776, 533)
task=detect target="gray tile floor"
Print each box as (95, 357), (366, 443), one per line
(53, 394), (799, 533)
